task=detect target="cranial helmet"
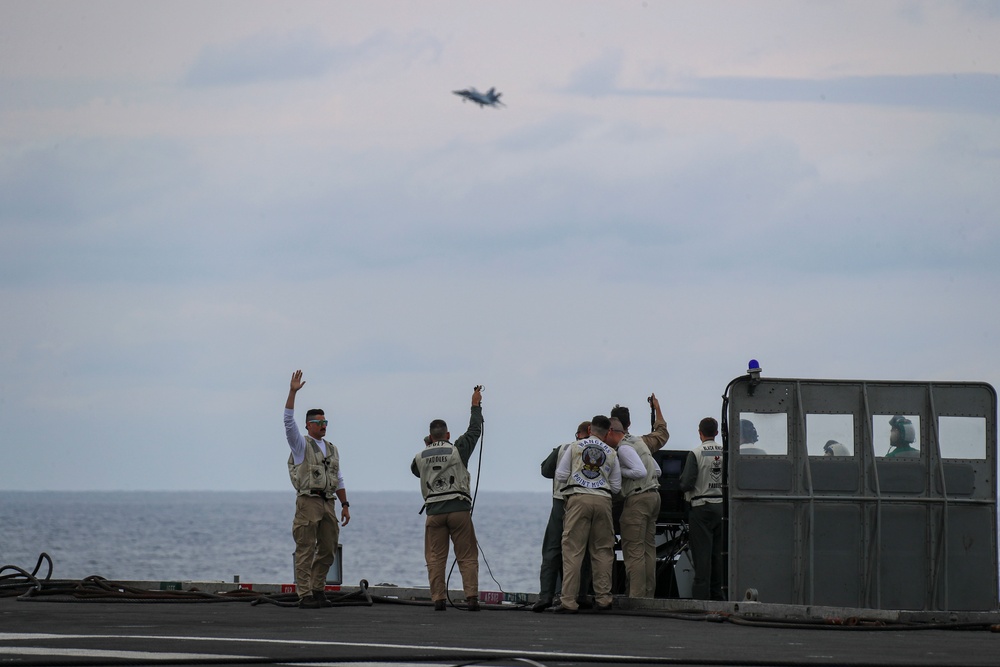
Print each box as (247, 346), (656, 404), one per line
(889, 415), (916, 444)
(823, 440), (851, 456)
(740, 419), (759, 444)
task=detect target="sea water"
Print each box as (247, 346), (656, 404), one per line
(0, 490), (551, 595)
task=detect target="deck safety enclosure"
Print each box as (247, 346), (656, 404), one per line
(725, 377), (997, 611)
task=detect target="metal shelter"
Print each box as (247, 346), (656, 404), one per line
(723, 375), (997, 611)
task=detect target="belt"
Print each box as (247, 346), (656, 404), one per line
(307, 490), (332, 500)
(562, 487), (612, 497)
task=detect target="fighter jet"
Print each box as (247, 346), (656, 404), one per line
(452, 86), (505, 108)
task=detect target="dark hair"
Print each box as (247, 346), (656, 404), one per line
(429, 418), (448, 442)
(610, 404), (631, 430)
(576, 421), (591, 438)
(305, 409), (325, 421)
(590, 415), (611, 438)
(740, 419), (758, 443)
(699, 417), (719, 438)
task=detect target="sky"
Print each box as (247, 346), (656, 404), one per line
(1, 1), (999, 493)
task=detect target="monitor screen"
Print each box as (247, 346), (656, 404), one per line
(662, 458), (683, 476)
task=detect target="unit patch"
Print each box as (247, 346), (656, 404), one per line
(568, 441), (610, 489)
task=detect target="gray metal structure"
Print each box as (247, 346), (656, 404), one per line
(723, 375), (997, 611)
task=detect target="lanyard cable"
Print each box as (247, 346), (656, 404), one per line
(444, 409), (509, 608)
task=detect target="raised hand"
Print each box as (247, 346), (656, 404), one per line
(290, 370), (306, 392)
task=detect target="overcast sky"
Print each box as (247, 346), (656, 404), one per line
(2, 1), (999, 493)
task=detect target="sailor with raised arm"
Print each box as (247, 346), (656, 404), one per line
(412, 385), (484, 611)
(612, 393), (669, 598)
(284, 370), (351, 609)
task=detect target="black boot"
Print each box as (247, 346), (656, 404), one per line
(298, 596), (322, 609)
(531, 597), (553, 613)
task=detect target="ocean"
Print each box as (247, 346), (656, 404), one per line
(0, 491), (551, 595)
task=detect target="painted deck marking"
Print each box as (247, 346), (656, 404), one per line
(0, 647), (252, 661)
(0, 632), (652, 661)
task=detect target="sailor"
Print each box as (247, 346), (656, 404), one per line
(411, 385), (484, 611)
(553, 415), (624, 613)
(283, 370), (351, 609)
(823, 440), (851, 456)
(679, 417), (725, 601)
(739, 418), (767, 455)
(533, 420), (592, 612)
(886, 415), (919, 458)
(611, 394), (669, 598)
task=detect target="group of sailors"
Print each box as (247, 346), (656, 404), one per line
(532, 396), (669, 613)
(286, 373), (488, 610)
(284, 371), (716, 611)
(284, 368), (920, 611)
(530, 410), (922, 611)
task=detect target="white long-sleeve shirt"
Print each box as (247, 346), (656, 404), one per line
(616, 443), (653, 479)
(284, 408), (346, 488)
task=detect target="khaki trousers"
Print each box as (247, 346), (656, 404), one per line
(620, 491), (661, 598)
(560, 493), (614, 609)
(292, 495), (340, 600)
(425, 510), (479, 602)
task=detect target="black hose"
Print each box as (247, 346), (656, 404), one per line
(3, 556), (377, 607)
(446, 408), (507, 610)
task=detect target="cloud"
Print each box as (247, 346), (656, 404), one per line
(0, 137), (196, 228)
(566, 49), (625, 96)
(958, 0), (1000, 20)
(568, 59), (1000, 115)
(0, 137), (206, 288)
(3, 2), (1000, 494)
(764, 174), (1000, 275)
(184, 29), (442, 87)
(497, 115), (600, 152)
(185, 29), (338, 86)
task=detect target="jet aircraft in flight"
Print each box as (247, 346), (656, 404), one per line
(452, 86), (505, 108)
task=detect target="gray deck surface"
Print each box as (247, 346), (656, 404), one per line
(2, 585), (999, 667)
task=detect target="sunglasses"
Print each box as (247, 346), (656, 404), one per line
(307, 419), (329, 426)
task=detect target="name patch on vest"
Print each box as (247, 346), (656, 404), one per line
(424, 456), (450, 465)
(421, 447), (453, 469)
